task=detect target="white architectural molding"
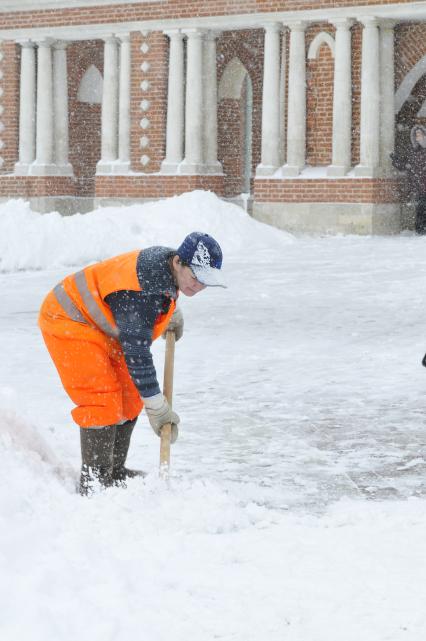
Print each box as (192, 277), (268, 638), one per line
(203, 30), (223, 174)
(395, 54), (426, 114)
(96, 35), (119, 173)
(418, 99), (426, 118)
(0, 3), (424, 43)
(355, 17), (381, 178)
(379, 21), (396, 175)
(179, 28), (206, 174)
(257, 22), (281, 176)
(31, 38), (56, 175)
(161, 29), (185, 173)
(327, 18), (353, 177)
(15, 40), (36, 174)
(282, 20), (307, 177)
(77, 64), (103, 104)
(53, 42), (73, 175)
(307, 31), (335, 60)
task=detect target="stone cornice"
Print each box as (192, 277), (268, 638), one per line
(0, 1), (425, 41)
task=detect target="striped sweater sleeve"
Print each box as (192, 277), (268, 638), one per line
(105, 290), (167, 399)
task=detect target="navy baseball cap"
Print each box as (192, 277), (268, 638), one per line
(176, 232), (226, 288)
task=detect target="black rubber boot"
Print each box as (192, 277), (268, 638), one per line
(112, 418), (146, 483)
(79, 425), (116, 496)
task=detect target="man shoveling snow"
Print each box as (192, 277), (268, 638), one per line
(38, 231), (225, 495)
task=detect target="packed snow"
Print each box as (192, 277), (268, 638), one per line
(1, 190), (426, 640)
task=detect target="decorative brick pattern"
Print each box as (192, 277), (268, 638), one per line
(130, 30), (167, 173)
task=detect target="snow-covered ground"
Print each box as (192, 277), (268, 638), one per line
(1, 191), (426, 640)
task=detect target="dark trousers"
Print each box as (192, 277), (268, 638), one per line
(415, 196), (426, 234)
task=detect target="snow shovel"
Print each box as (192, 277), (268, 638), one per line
(159, 329), (175, 478)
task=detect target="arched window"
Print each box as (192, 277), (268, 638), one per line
(77, 65), (103, 104)
(307, 32), (335, 60)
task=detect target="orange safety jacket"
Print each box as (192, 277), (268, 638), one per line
(52, 250), (176, 341)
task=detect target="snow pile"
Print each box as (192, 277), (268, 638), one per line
(0, 191), (293, 272)
(2, 191), (426, 639)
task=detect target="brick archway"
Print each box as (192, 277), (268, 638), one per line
(218, 56), (253, 197)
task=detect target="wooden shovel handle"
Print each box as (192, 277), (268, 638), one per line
(160, 330), (176, 474)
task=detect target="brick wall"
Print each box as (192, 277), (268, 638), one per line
(0, 176), (75, 197)
(394, 23), (426, 158)
(95, 174), (224, 198)
(217, 29), (263, 196)
(68, 40), (103, 197)
(254, 178), (398, 203)
(306, 23), (335, 166)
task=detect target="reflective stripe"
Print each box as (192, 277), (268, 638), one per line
(53, 283), (89, 325)
(74, 270), (119, 339)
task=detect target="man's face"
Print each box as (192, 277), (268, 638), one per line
(172, 256), (206, 297)
(415, 129), (425, 144)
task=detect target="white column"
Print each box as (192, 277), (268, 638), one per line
(117, 33), (131, 171)
(279, 29), (288, 166)
(257, 23), (281, 176)
(379, 21), (396, 175)
(97, 35), (119, 173)
(30, 39), (56, 175)
(282, 21), (307, 177)
(327, 19), (354, 177)
(161, 30), (185, 174)
(355, 17), (381, 177)
(53, 42), (73, 175)
(180, 28), (205, 174)
(15, 40), (36, 175)
(203, 30), (222, 174)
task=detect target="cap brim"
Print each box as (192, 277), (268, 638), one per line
(191, 265), (227, 288)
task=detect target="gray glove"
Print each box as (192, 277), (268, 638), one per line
(143, 393), (179, 443)
(162, 306), (184, 341)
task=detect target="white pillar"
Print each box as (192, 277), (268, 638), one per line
(31, 39), (56, 175)
(327, 19), (354, 177)
(180, 28), (205, 174)
(53, 42), (73, 175)
(355, 17), (381, 177)
(15, 40), (36, 175)
(161, 30), (185, 174)
(257, 23), (281, 176)
(117, 33), (131, 171)
(379, 21), (396, 175)
(279, 29), (288, 166)
(282, 21), (307, 177)
(203, 30), (222, 174)
(97, 35), (119, 173)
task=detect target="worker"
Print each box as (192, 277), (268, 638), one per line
(38, 231), (225, 494)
